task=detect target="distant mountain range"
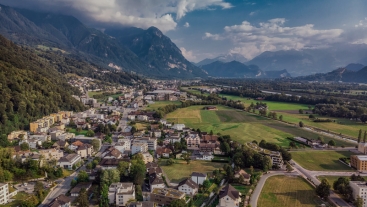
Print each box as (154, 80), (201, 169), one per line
(0, 4), (205, 79)
(294, 66), (367, 83)
(195, 53), (248, 66)
(200, 60), (291, 79)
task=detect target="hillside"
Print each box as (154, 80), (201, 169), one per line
(294, 66), (367, 83)
(0, 5), (206, 79)
(196, 53), (248, 66)
(105, 27), (206, 79)
(0, 35), (86, 136)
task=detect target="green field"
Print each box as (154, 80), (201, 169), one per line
(146, 101), (182, 111)
(165, 105), (354, 147)
(232, 184), (252, 196)
(67, 128), (88, 136)
(291, 151), (357, 171)
(159, 160), (224, 182)
(182, 87), (365, 139)
(317, 176), (367, 187)
(258, 176), (329, 207)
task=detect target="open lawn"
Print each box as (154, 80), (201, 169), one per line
(135, 122), (149, 131)
(232, 184), (252, 196)
(146, 101), (182, 111)
(159, 160), (224, 183)
(291, 151), (357, 171)
(67, 128), (88, 136)
(165, 105), (353, 147)
(258, 175), (329, 207)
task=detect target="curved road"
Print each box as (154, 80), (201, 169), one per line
(250, 161), (355, 207)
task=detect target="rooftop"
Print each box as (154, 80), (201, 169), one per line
(354, 155), (367, 161)
(152, 188), (185, 199)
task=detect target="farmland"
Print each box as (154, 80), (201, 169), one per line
(146, 101), (182, 111)
(165, 105), (354, 147)
(158, 160), (224, 183)
(291, 151), (357, 171)
(258, 176), (329, 207)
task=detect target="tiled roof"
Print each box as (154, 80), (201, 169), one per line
(219, 184), (240, 200)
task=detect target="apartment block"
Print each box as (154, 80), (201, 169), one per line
(131, 143), (148, 155)
(351, 155), (367, 171)
(350, 181), (367, 207)
(133, 138), (157, 150)
(150, 188), (185, 206)
(108, 182), (135, 207)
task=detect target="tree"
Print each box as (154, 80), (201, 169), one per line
(76, 188), (89, 207)
(182, 152), (192, 164)
(317, 136), (325, 144)
(333, 177), (353, 201)
(358, 129), (362, 143)
(129, 159), (146, 186)
(316, 179), (330, 199)
(279, 115), (283, 121)
(118, 161), (130, 177)
(101, 169), (120, 186)
(131, 126), (137, 134)
(309, 114), (315, 119)
(167, 158), (175, 165)
(91, 139), (100, 152)
(99, 184), (109, 207)
(169, 199), (187, 207)
(354, 196), (364, 207)
(351, 174), (365, 181)
(20, 194), (39, 207)
(135, 185), (143, 201)
(262, 156), (272, 172)
(364, 131), (367, 143)
(77, 170), (89, 183)
(20, 142), (29, 151)
(286, 162), (293, 172)
(299, 121), (304, 128)
(42, 141), (54, 149)
(328, 140), (336, 147)
(220, 142), (231, 155)
(202, 180), (211, 192)
(34, 181), (44, 199)
(210, 130), (213, 135)
(289, 141), (297, 149)
(86, 130), (95, 137)
(299, 109), (304, 114)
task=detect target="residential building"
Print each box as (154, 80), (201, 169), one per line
(172, 124), (185, 131)
(149, 173), (165, 192)
(53, 140), (69, 149)
(99, 158), (130, 170)
(150, 188), (185, 206)
(217, 184), (241, 207)
(185, 134), (200, 147)
(7, 130), (28, 141)
(47, 194), (71, 207)
(0, 183), (9, 205)
(70, 182), (92, 197)
(156, 147), (172, 158)
(102, 147), (123, 159)
(108, 182), (135, 207)
(234, 170), (251, 185)
(351, 155), (367, 171)
(131, 143), (148, 155)
(58, 154), (82, 170)
(50, 130), (64, 140)
(77, 144), (93, 158)
(39, 148), (64, 161)
(349, 181), (367, 207)
(142, 152), (154, 164)
(178, 178), (199, 196)
(134, 138), (157, 150)
(190, 172), (207, 185)
(358, 143), (367, 154)
(127, 201), (155, 207)
(199, 143), (216, 153)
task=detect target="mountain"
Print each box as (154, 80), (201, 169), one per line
(294, 66), (367, 83)
(0, 5), (204, 79)
(201, 61), (263, 78)
(105, 27), (206, 79)
(247, 46), (367, 76)
(264, 69), (291, 78)
(0, 34), (86, 136)
(345, 63), (365, 71)
(196, 53), (248, 66)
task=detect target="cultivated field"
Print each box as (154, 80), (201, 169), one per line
(146, 101), (182, 111)
(165, 105), (354, 147)
(291, 151), (357, 171)
(258, 176), (329, 207)
(158, 160), (224, 183)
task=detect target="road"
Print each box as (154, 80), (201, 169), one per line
(39, 159), (91, 206)
(250, 161), (355, 207)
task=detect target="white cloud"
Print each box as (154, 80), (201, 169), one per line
(180, 47), (198, 62)
(204, 18), (344, 59)
(355, 18), (367, 28)
(1, 0), (232, 32)
(184, 22), (190, 28)
(249, 11), (256, 16)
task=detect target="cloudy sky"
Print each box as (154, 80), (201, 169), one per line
(1, 0), (367, 62)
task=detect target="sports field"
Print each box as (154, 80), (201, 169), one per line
(258, 176), (329, 207)
(158, 160), (224, 183)
(291, 151), (356, 171)
(165, 105), (354, 147)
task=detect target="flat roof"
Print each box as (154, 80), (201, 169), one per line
(355, 155), (367, 161)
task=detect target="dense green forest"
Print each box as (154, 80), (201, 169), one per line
(0, 35), (86, 136)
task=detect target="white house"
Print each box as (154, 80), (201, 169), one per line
(178, 178), (199, 196)
(57, 154), (81, 170)
(108, 182), (135, 207)
(149, 173), (165, 192)
(217, 184), (241, 207)
(350, 181), (367, 207)
(137, 115), (149, 122)
(190, 172), (207, 185)
(0, 183), (9, 205)
(172, 124), (185, 131)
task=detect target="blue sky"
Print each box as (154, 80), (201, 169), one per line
(1, 0), (367, 62)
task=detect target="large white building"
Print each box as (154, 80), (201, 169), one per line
(350, 181), (367, 207)
(108, 182), (135, 207)
(57, 154), (82, 170)
(133, 137), (157, 150)
(131, 143), (148, 155)
(190, 172), (207, 185)
(0, 183), (9, 205)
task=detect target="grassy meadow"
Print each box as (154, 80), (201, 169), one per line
(165, 105), (354, 147)
(291, 151), (357, 171)
(258, 176), (329, 207)
(146, 101), (182, 111)
(158, 160), (224, 182)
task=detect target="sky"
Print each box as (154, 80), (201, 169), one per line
(1, 0), (367, 62)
